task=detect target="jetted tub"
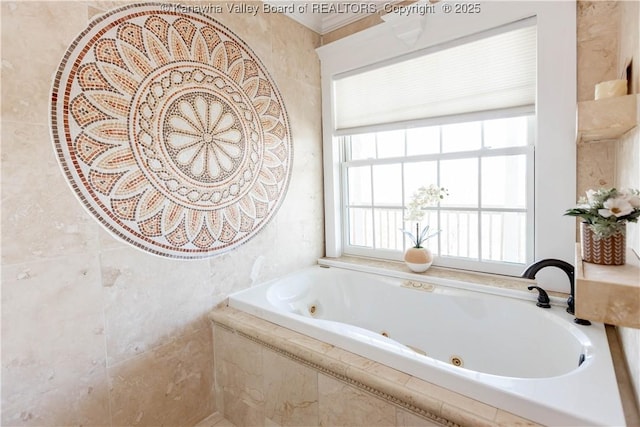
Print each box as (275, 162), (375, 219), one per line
(228, 264), (625, 426)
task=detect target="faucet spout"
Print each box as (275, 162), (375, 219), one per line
(521, 259), (591, 325)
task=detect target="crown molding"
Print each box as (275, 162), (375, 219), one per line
(262, 1), (395, 35)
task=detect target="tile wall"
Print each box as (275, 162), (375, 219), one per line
(576, 1), (621, 196)
(578, 0), (640, 411)
(0, 1), (323, 425)
(2, 0), (638, 424)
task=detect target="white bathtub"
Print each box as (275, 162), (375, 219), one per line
(228, 264), (625, 426)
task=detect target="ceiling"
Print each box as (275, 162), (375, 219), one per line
(262, 0), (393, 34)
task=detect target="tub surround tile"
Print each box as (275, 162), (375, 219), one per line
(494, 410), (543, 426)
(441, 405), (495, 427)
(324, 347), (378, 377)
(318, 373), (396, 427)
(210, 306), (539, 427)
(194, 412), (237, 427)
(263, 349), (319, 426)
(217, 328), (264, 402)
(287, 335), (336, 359)
(324, 346), (378, 368)
(212, 308), (339, 375)
(405, 378), (497, 422)
(363, 362), (412, 386)
(215, 327), (265, 427)
(109, 327), (214, 427)
(348, 365), (444, 422)
(396, 409), (446, 427)
(224, 397), (265, 427)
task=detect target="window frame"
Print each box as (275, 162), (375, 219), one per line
(316, 1), (577, 290)
(339, 110), (535, 276)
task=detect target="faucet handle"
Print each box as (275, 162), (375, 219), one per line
(527, 285), (551, 309)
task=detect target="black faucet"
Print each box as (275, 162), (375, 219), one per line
(527, 285), (551, 308)
(521, 259), (591, 325)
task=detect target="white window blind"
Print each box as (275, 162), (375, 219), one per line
(333, 23), (536, 131)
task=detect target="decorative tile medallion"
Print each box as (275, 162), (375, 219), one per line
(50, 3), (292, 258)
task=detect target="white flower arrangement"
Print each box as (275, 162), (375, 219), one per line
(564, 188), (640, 238)
(401, 185), (448, 248)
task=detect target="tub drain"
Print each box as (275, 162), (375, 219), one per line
(450, 356), (464, 367)
(381, 331), (389, 337)
(309, 305), (317, 316)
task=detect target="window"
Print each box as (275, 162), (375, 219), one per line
(335, 21), (537, 274)
(342, 114), (534, 271)
(317, 1), (577, 286)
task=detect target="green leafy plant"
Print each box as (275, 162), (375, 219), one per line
(564, 188), (640, 238)
(401, 185), (448, 248)
(401, 223), (440, 249)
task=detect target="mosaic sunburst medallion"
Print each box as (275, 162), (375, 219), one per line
(50, 4), (292, 258)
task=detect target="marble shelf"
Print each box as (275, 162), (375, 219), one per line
(575, 244), (640, 328)
(577, 94), (639, 143)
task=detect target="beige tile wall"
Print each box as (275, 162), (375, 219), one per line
(618, 0), (639, 94)
(577, 1), (621, 103)
(2, 0), (638, 424)
(576, 0), (640, 414)
(615, 113), (640, 415)
(582, 0), (640, 413)
(0, 1), (323, 425)
(576, 1), (621, 197)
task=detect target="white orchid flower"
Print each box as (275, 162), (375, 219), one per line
(599, 197), (634, 218)
(585, 189), (597, 205)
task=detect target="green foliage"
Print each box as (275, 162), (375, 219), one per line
(401, 223), (440, 248)
(564, 188), (640, 238)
